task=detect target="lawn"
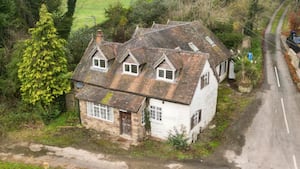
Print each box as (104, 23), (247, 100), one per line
(72, 0), (132, 31)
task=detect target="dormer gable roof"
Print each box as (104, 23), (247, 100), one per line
(90, 45), (107, 60)
(118, 49), (140, 64)
(153, 53), (176, 70)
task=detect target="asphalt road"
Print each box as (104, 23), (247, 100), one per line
(226, 3), (300, 169)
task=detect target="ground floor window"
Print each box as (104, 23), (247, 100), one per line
(149, 105), (162, 121)
(191, 110), (202, 129)
(87, 102), (113, 122)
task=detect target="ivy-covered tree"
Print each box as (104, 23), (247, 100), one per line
(18, 4), (70, 108)
(244, 0), (262, 36)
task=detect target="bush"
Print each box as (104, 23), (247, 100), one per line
(167, 126), (189, 151)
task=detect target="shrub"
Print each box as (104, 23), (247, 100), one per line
(167, 126), (189, 151)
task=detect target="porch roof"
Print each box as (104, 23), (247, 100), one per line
(76, 84), (145, 113)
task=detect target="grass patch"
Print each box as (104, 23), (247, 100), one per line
(271, 1), (288, 34)
(72, 0), (132, 31)
(190, 83), (253, 157)
(0, 160), (60, 169)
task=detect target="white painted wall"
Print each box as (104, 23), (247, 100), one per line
(149, 98), (190, 140)
(189, 60), (218, 142)
(149, 60), (218, 143)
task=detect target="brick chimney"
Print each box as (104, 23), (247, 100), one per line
(96, 29), (103, 44)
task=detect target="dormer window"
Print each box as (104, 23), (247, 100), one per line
(157, 68), (175, 81)
(93, 57), (107, 70)
(154, 53), (177, 82)
(90, 47), (109, 72)
(123, 62), (139, 75)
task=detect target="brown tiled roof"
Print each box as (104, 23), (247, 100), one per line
(72, 20), (227, 106)
(73, 46), (209, 105)
(76, 84), (145, 112)
(122, 21), (231, 68)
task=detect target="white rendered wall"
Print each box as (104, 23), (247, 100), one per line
(149, 98), (190, 140)
(189, 60), (218, 142)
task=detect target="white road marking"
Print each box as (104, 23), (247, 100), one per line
(281, 98), (290, 134)
(293, 155), (299, 169)
(274, 66), (281, 87)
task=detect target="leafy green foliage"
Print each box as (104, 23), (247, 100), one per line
(67, 27), (96, 70)
(18, 4), (71, 106)
(101, 0), (168, 42)
(56, 0), (77, 39)
(144, 108), (151, 132)
(210, 22), (243, 49)
(0, 0), (16, 46)
(104, 2), (130, 42)
(244, 0), (263, 36)
(128, 0), (168, 27)
(167, 126), (189, 151)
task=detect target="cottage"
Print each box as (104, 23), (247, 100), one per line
(72, 21), (231, 144)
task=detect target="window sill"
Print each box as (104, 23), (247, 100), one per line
(87, 114), (114, 123)
(90, 66), (108, 72)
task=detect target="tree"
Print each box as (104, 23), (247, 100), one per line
(128, 0), (168, 27)
(104, 2), (130, 42)
(18, 4), (70, 107)
(0, 0), (16, 46)
(56, 0), (77, 39)
(244, 0), (262, 36)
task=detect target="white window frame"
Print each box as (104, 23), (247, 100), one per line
(92, 57), (107, 71)
(149, 105), (162, 122)
(191, 110), (201, 129)
(156, 68), (175, 81)
(200, 72), (209, 89)
(87, 102), (114, 122)
(123, 62), (139, 75)
(141, 110), (145, 125)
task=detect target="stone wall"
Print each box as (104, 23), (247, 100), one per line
(79, 100), (146, 143)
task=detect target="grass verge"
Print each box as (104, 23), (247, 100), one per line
(0, 160), (61, 169)
(271, 1), (288, 34)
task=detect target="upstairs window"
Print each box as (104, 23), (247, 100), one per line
(123, 63), (139, 75)
(157, 68), (175, 81)
(93, 57), (107, 70)
(201, 72), (209, 89)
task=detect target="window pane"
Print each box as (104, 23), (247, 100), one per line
(100, 60), (106, 68)
(94, 59), (99, 67)
(107, 108), (113, 121)
(166, 70), (173, 80)
(131, 65), (137, 73)
(158, 69), (164, 78)
(157, 111), (162, 121)
(141, 110), (145, 124)
(125, 64), (130, 72)
(150, 106), (155, 119)
(94, 105), (100, 117)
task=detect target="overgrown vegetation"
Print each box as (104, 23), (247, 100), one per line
(167, 126), (189, 151)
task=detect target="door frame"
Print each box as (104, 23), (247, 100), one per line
(120, 110), (132, 136)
